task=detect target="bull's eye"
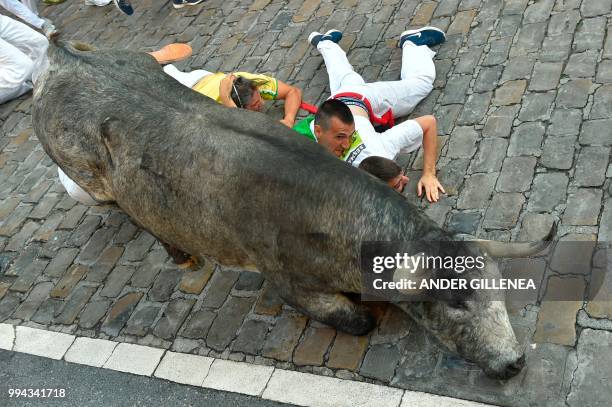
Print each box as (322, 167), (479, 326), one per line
(447, 300), (468, 310)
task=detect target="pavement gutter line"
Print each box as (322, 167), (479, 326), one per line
(0, 323), (494, 406)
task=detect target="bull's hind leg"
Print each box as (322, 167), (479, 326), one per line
(278, 288), (376, 336)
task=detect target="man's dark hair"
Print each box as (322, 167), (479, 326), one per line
(358, 156), (402, 183)
(314, 99), (354, 130)
(231, 76), (268, 109)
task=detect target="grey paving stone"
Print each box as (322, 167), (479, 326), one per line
(434, 104), (462, 135)
(574, 146), (610, 187)
(12, 281), (54, 321)
(231, 319), (270, 355)
(124, 304), (161, 337)
(454, 47), (484, 74)
(566, 329), (612, 407)
(497, 156), (537, 192)
(30, 297), (61, 325)
(494, 14), (522, 37)
(390, 330), (441, 387)
(457, 92), (492, 125)
(555, 79), (592, 109)
(261, 313), (307, 362)
(564, 51), (599, 78)
(76, 228), (116, 265)
(207, 296), (255, 351)
(541, 135), (576, 170)
(154, 299), (195, 340)
(359, 344), (401, 382)
(457, 173), (498, 209)
(529, 62), (563, 91)
(547, 9), (580, 36)
(563, 189), (603, 226)
(440, 75), (472, 105)
(100, 266), (136, 298)
(447, 127), (479, 158)
(483, 37), (512, 65)
(508, 122), (545, 157)
(580, 0), (612, 17)
(493, 80), (526, 106)
(447, 211), (481, 234)
(573, 16), (606, 52)
(549, 109), (582, 137)
(518, 92), (555, 122)
(467, 18), (494, 46)
(580, 119), (612, 146)
(78, 300), (111, 329)
(201, 270), (240, 309)
(528, 173), (569, 212)
(113, 221), (139, 245)
(0, 293), (20, 322)
(67, 215), (101, 247)
(483, 193), (525, 229)
(600, 200), (612, 242)
(101, 292), (143, 337)
(541, 34), (573, 62)
(11, 259), (48, 293)
(501, 56), (535, 83)
(510, 22), (547, 56)
(436, 158), (469, 197)
(503, 0), (528, 15)
(474, 66), (502, 92)
(590, 84), (612, 119)
(86, 246), (124, 283)
(523, 0), (554, 23)
(434, 0), (460, 17)
(596, 60), (612, 83)
(437, 34), (463, 60)
(469, 137), (508, 173)
(54, 285), (97, 325)
(181, 309), (216, 339)
(130, 248), (167, 288)
(433, 59), (453, 89)
(122, 231), (156, 262)
(483, 105), (520, 138)
(148, 269), (182, 302)
(235, 271), (264, 291)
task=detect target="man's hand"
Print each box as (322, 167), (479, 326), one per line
(279, 118), (294, 128)
(417, 173), (445, 203)
(219, 74), (238, 108)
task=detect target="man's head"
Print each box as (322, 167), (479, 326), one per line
(232, 76), (265, 111)
(359, 156), (409, 192)
(313, 99), (355, 157)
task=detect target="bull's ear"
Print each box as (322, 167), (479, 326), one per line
(393, 252), (427, 295)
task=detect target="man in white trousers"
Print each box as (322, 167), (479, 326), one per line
(0, 14), (48, 104)
(0, 0), (57, 37)
(294, 27), (446, 202)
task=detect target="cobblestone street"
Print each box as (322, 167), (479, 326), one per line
(1, 0), (611, 406)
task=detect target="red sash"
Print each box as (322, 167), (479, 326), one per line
(299, 93), (395, 128)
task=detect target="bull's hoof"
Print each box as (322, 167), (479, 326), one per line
(177, 256), (199, 269)
(336, 308), (376, 336)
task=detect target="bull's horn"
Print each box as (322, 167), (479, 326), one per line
(456, 222), (557, 258)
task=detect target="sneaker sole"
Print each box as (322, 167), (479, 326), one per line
(173, 0), (204, 8)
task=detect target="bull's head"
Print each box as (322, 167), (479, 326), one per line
(392, 224), (555, 379)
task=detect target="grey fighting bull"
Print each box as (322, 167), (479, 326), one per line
(33, 42), (552, 379)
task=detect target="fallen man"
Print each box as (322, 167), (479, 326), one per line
(293, 27), (446, 202)
(163, 65), (302, 127)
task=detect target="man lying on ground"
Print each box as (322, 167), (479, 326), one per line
(163, 65), (302, 127)
(359, 156), (409, 193)
(294, 27), (445, 202)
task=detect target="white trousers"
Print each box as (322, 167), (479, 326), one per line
(0, 15), (47, 104)
(0, 0), (45, 28)
(316, 41), (436, 166)
(57, 168), (98, 205)
(163, 64), (212, 88)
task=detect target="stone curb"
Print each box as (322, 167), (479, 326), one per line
(0, 323), (494, 406)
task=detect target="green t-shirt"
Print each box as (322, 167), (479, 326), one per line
(293, 116), (317, 142)
(292, 116), (365, 164)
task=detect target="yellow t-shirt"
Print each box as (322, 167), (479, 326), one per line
(191, 72), (278, 103)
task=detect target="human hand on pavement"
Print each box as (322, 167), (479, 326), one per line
(417, 173), (445, 203)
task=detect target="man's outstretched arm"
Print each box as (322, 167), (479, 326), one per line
(414, 115), (445, 203)
(276, 80), (302, 127)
